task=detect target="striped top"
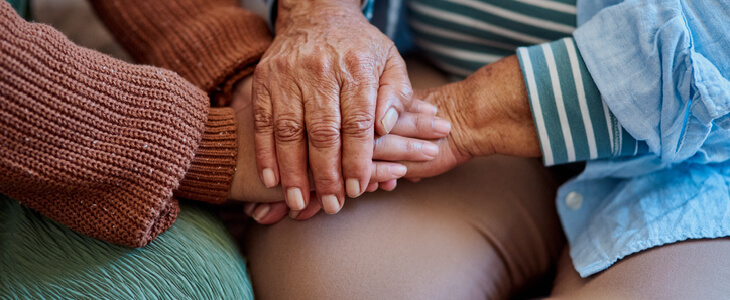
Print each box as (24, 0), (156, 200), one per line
(408, 0), (647, 165)
(408, 0), (577, 77)
(517, 38), (648, 165)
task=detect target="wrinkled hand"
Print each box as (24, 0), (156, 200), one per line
(229, 76), (425, 203)
(244, 100), (452, 224)
(253, 0), (413, 214)
(403, 56), (541, 180)
(229, 77), (449, 220)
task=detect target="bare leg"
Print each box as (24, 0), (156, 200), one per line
(550, 238), (730, 299)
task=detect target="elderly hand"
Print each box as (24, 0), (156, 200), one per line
(403, 56), (541, 180)
(252, 0), (414, 214)
(240, 99), (451, 223)
(229, 77), (449, 214)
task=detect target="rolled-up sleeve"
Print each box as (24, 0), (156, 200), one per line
(518, 1), (730, 166)
(573, 0), (730, 164)
(517, 37), (648, 166)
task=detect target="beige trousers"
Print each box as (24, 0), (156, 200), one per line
(242, 58), (730, 299)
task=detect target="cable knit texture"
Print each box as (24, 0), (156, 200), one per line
(0, 2), (237, 247)
(90, 0), (273, 106)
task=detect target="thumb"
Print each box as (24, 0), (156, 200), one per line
(375, 47), (413, 136)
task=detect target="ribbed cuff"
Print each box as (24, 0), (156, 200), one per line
(175, 107), (238, 204)
(517, 37), (648, 166)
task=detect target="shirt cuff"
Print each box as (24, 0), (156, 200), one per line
(174, 108), (238, 204)
(517, 37), (648, 166)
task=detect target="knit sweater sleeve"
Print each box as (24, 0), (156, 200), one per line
(90, 0), (273, 106)
(0, 2), (236, 247)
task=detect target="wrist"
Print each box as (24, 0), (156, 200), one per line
(456, 56), (539, 158)
(276, 0), (364, 31)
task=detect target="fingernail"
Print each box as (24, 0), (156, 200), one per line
(381, 108), (398, 134)
(289, 210), (300, 219)
(262, 168), (276, 188)
(244, 203), (257, 216)
(422, 143), (439, 157)
(433, 118), (451, 135)
(391, 164), (407, 177)
(286, 187), (305, 210)
(253, 204), (270, 222)
(346, 178), (361, 198)
(322, 195), (341, 214)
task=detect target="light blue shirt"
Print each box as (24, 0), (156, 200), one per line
(382, 0), (730, 277)
(268, 0), (730, 277)
(559, 1), (730, 276)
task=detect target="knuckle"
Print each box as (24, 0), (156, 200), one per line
(399, 85), (414, 102)
(341, 111), (374, 138)
(313, 174), (341, 189)
(253, 110), (273, 132)
(302, 56), (331, 76)
(308, 120), (341, 148)
(344, 51), (376, 75)
(273, 57), (294, 71)
(374, 164), (387, 179)
(406, 141), (418, 153)
(274, 116), (305, 143)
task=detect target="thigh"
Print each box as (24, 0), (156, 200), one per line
(0, 198), (253, 299)
(550, 238), (730, 299)
(244, 156), (564, 299)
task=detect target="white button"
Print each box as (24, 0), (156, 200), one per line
(565, 192), (583, 210)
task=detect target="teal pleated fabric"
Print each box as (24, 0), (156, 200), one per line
(0, 195), (254, 299)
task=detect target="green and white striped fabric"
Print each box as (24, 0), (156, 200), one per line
(408, 0), (577, 77)
(517, 38), (648, 166)
(407, 0), (647, 165)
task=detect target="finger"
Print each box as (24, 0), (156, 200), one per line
(388, 112), (451, 139)
(379, 179), (398, 191)
(410, 99), (438, 116)
(252, 202), (290, 224)
(304, 81), (345, 215)
(243, 203), (257, 217)
(370, 162), (407, 182)
(290, 191), (322, 220)
(373, 135), (439, 161)
(340, 77), (377, 199)
(366, 182), (379, 192)
(272, 82), (309, 212)
(375, 47), (413, 136)
(252, 74), (279, 189)
(406, 177), (422, 183)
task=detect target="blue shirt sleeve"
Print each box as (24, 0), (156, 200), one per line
(574, 0), (730, 164)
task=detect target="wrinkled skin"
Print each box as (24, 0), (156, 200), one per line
(252, 0), (414, 214)
(249, 55), (542, 224)
(231, 76), (450, 222)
